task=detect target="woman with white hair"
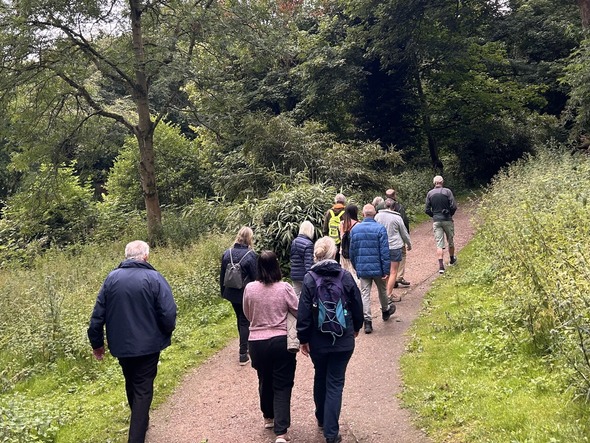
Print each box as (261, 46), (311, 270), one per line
(297, 236), (363, 443)
(220, 226), (258, 366)
(289, 220), (316, 296)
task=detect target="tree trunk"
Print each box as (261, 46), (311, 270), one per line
(414, 63), (444, 172)
(578, 0), (590, 28)
(129, 0), (162, 245)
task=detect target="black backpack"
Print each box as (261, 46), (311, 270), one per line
(340, 231), (351, 259)
(223, 249), (251, 289)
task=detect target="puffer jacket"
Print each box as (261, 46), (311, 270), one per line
(290, 234), (314, 282)
(297, 260), (363, 354)
(220, 243), (258, 304)
(349, 218), (390, 278)
(88, 259), (177, 358)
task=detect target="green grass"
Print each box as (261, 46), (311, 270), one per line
(401, 240), (590, 443)
(0, 233), (238, 442)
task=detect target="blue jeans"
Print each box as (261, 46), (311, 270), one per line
(249, 336), (297, 435)
(311, 350), (354, 440)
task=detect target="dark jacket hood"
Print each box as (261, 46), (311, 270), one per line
(118, 259), (156, 271)
(310, 259), (341, 276)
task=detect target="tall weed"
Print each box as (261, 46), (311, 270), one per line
(477, 146), (590, 398)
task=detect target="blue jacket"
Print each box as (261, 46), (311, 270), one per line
(297, 260), (363, 354)
(88, 259), (177, 358)
(220, 243), (258, 304)
(290, 234), (314, 282)
(349, 218), (391, 278)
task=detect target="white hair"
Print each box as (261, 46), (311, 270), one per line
(314, 236), (337, 262)
(433, 175), (444, 185)
(299, 220), (315, 240)
(125, 240), (150, 260)
(335, 193), (346, 204)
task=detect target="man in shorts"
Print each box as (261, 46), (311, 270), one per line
(425, 175), (457, 274)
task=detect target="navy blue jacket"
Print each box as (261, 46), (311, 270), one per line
(220, 243), (258, 304)
(87, 259), (177, 358)
(290, 234), (314, 282)
(297, 260), (363, 354)
(349, 218), (391, 278)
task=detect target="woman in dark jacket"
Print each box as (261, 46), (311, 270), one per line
(289, 220), (315, 296)
(220, 226), (258, 366)
(297, 236), (363, 443)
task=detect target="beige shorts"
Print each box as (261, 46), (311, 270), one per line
(433, 221), (455, 249)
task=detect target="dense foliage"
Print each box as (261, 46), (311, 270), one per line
(477, 147), (590, 399)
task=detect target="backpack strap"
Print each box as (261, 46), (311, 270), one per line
(237, 249), (251, 264)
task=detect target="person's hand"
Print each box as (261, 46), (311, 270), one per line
(382, 275), (389, 281)
(300, 343), (310, 357)
(354, 331), (359, 338)
(92, 346), (105, 361)
(407, 244), (412, 251)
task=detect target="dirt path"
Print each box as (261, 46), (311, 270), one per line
(146, 204), (475, 443)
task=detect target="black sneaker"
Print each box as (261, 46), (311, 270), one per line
(397, 278), (411, 286)
(382, 304), (396, 321)
(364, 320), (373, 334)
(439, 266), (445, 274)
(326, 435), (342, 443)
(450, 256), (457, 265)
(239, 353), (250, 366)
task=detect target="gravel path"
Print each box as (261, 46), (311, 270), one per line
(146, 204), (475, 443)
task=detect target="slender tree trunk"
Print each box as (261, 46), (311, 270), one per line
(129, 0), (162, 245)
(414, 63), (443, 172)
(578, 0), (590, 28)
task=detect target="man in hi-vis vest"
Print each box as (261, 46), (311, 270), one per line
(322, 193), (346, 262)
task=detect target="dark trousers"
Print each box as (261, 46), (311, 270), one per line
(249, 336), (297, 435)
(231, 302), (250, 355)
(118, 352), (160, 443)
(311, 350), (353, 440)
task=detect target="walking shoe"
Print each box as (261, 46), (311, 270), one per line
(326, 435), (342, 443)
(275, 433), (291, 443)
(439, 266), (445, 274)
(264, 418), (274, 429)
(397, 278), (411, 286)
(382, 304), (396, 321)
(388, 293), (402, 302)
(450, 256), (457, 265)
(239, 353), (250, 366)
(364, 320), (373, 334)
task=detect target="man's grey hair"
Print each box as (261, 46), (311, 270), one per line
(125, 240), (150, 260)
(335, 193), (346, 204)
(372, 196), (384, 208)
(362, 203), (376, 217)
(385, 198), (396, 209)
(433, 175), (444, 185)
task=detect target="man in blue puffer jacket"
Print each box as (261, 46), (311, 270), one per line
(88, 240), (177, 443)
(349, 204), (394, 334)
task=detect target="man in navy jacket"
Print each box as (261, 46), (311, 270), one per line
(349, 204), (394, 334)
(88, 240), (177, 443)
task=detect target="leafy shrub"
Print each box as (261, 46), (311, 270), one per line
(106, 121), (213, 210)
(477, 145), (590, 398)
(0, 163), (96, 251)
(240, 181), (337, 273)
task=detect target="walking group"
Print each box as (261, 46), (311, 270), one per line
(86, 175), (457, 443)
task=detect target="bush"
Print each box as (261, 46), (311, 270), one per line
(0, 163), (96, 251)
(106, 121), (213, 210)
(476, 145), (590, 398)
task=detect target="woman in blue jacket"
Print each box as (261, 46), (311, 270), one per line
(289, 220), (315, 296)
(220, 226), (258, 366)
(297, 236), (364, 443)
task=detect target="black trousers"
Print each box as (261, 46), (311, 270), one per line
(249, 336), (296, 435)
(231, 302), (250, 355)
(118, 352), (160, 443)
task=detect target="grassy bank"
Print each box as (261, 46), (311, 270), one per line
(0, 234), (236, 442)
(401, 148), (590, 442)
